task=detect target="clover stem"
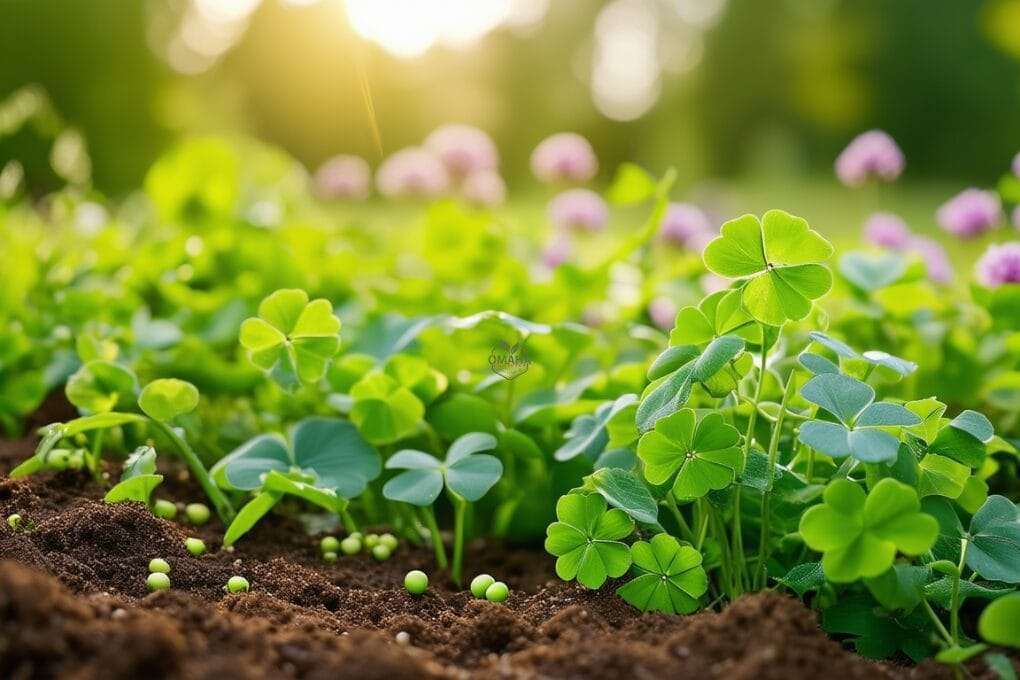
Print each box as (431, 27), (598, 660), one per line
(451, 494), (468, 587)
(391, 502), (422, 544)
(148, 419), (235, 524)
(920, 598), (954, 647)
(503, 378), (516, 426)
(950, 538), (968, 645)
(420, 506), (448, 569)
(755, 370), (797, 589)
(709, 505), (736, 598)
(88, 428), (105, 480)
(339, 506), (359, 534)
(664, 494), (694, 544)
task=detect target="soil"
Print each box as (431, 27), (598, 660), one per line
(0, 420), (1014, 679)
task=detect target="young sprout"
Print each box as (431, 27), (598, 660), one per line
(185, 537), (206, 556)
(323, 551), (338, 563)
(470, 574), (495, 599)
(485, 581), (509, 603)
(364, 533), (380, 550)
(372, 544), (392, 561)
(152, 500), (177, 520)
(148, 558), (171, 574)
(146, 572), (171, 591)
(404, 570), (428, 595)
(6, 513), (21, 531)
(340, 537), (362, 555)
(320, 536), (340, 554)
(225, 576), (250, 593)
(379, 533), (398, 552)
(185, 503), (211, 526)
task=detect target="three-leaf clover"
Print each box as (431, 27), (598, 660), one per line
(617, 533), (708, 614)
(800, 478), (938, 582)
(637, 409), (742, 500)
(931, 495), (1020, 583)
(348, 371), (425, 445)
(240, 288), (341, 389)
(544, 493), (634, 589)
(798, 373), (920, 463)
(669, 288), (760, 345)
(382, 432), (503, 505)
(703, 210), (834, 326)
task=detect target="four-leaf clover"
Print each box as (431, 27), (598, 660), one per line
(382, 432), (503, 505)
(544, 493), (635, 589)
(637, 409), (742, 500)
(798, 373), (920, 463)
(703, 210), (834, 326)
(617, 533), (708, 614)
(800, 478), (938, 582)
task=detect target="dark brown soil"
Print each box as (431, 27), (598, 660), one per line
(0, 431), (1013, 679)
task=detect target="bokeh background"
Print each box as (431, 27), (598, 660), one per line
(2, 0), (1020, 244)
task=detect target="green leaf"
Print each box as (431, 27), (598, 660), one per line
(262, 470), (346, 513)
(800, 352), (839, 375)
(637, 409), (742, 500)
(800, 373), (874, 425)
(839, 251), (907, 291)
(617, 534), (707, 614)
(821, 595), (934, 661)
(607, 163), (656, 205)
(545, 494), (634, 589)
(924, 577), (1014, 610)
(984, 652), (1017, 680)
(216, 434), (291, 491)
(865, 564), (930, 611)
(349, 372), (424, 444)
(556, 394), (637, 462)
(384, 432), (501, 505)
(906, 398), (948, 443)
(138, 378), (199, 422)
(979, 593), (1020, 648)
(223, 491), (282, 546)
(61, 412), (147, 437)
(65, 360), (137, 414)
(691, 335), (744, 382)
(635, 364), (693, 433)
(648, 344), (699, 381)
(587, 467), (659, 525)
(291, 417), (381, 498)
(777, 562), (827, 596)
(121, 446), (157, 479)
(105, 474), (163, 505)
(967, 495), (1020, 583)
(917, 454), (969, 499)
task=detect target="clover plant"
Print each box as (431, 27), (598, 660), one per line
(617, 534), (707, 614)
(544, 493), (634, 589)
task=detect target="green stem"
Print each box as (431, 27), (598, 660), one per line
(340, 506), (358, 534)
(89, 428), (105, 480)
(451, 494), (467, 587)
(921, 598), (955, 646)
(149, 419), (235, 523)
(420, 506), (448, 569)
(664, 494), (694, 543)
(503, 378), (516, 426)
(951, 538), (968, 645)
(755, 370), (797, 589)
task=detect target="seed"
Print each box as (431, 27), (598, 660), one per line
(6, 513), (21, 530)
(485, 581), (509, 603)
(395, 631), (411, 645)
(348, 531), (363, 542)
(323, 551), (338, 563)
(371, 544), (391, 561)
(185, 503), (210, 525)
(146, 572), (171, 591)
(379, 533), (398, 551)
(404, 570), (428, 595)
(185, 537), (206, 556)
(364, 533), (380, 550)
(152, 500), (177, 520)
(148, 558), (171, 574)
(320, 536), (340, 554)
(470, 574), (495, 598)
(340, 537), (361, 555)
(225, 576), (250, 593)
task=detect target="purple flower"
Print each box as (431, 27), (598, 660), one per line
(541, 236), (573, 269)
(531, 132), (598, 184)
(976, 242), (1020, 287)
(648, 298), (677, 331)
(1013, 151), (1020, 178)
(863, 212), (912, 250)
(908, 236), (953, 284)
(834, 130), (905, 187)
(699, 273), (729, 295)
(936, 188), (1002, 238)
(375, 147), (449, 199)
(659, 203), (713, 248)
(424, 124), (499, 177)
(548, 189), (608, 232)
(313, 155), (371, 200)
(460, 170), (506, 208)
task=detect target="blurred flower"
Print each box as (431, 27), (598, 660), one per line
(375, 147), (449, 199)
(531, 132), (598, 184)
(1013, 151), (1020, 178)
(659, 202), (712, 248)
(313, 155), (371, 200)
(424, 124), (499, 177)
(976, 241), (1020, 287)
(699, 272), (730, 294)
(460, 170), (506, 208)
(686, 230), (718, 255)
(834, 130), (905, 187)
(541, 236), (573, 269)
(548, 189), (608, 232)
(647, 297), (677, 330)
(908, 236), (953, 284)
(936, 188), (1002, 238)
(863, 212), (912, 250)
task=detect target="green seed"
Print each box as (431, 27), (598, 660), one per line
(152, 500), (177, 520)
(485, 581), (509, 603)
(146, 572), (171, 592)
(470, 574), (495, 598)
(364, 533), (380, 550)
(185, 537), (206, 556)
(148, 558), (171, 574)
(323, 551), (338, 563)
(226, 576), (250, 593)
(6, 514), (21, 531)
(340, 537), (361, 555)
(320, 536), (340, 554)
(185, 503), (211, 526)
(348, 532), (363, 542)
(404, 570), (428, 595)
(371, 544), (391, 561)
(379, 533), (398, 551)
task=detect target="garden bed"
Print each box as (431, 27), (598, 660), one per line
(0, 431), (974, 680)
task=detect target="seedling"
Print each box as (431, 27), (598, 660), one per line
(6, 514), (21, 531)
(105, 446), (163, 507)
(225, 576), (250, 593)
(153, 500), (177, 520)
(470, 574), (495, 598)
(185, 537), (206, 556)
(148, 558), (171, 574)
(185, 503), (211, 525)
(147, 572), (171, 591)
(485, 581), (509, 603)
(383, 432), (503, 585)
(405, 570), (428, 595)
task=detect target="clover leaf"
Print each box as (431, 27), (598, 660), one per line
(799, 478), (938, 582)
(807, 331), (917, 379)
(797, 373), (920, 463)
(65, 360), (138, 414)
(544, 493), (634, 589)
(703, 210), (833, 326)
(240, 288), (341, 389)
(979, 593), (1020, 648)
(617, 533), (707, 614)
(555, 394), (638, 462)
(966, 495), (1020, 583)
(348, 371), (424, 445)
(382, 432), (502, 505)
(927, 409), (994, 469)
(138, 378), (199, 422)
(668, 289), (760, 345)
(637, 409), (742, 500)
